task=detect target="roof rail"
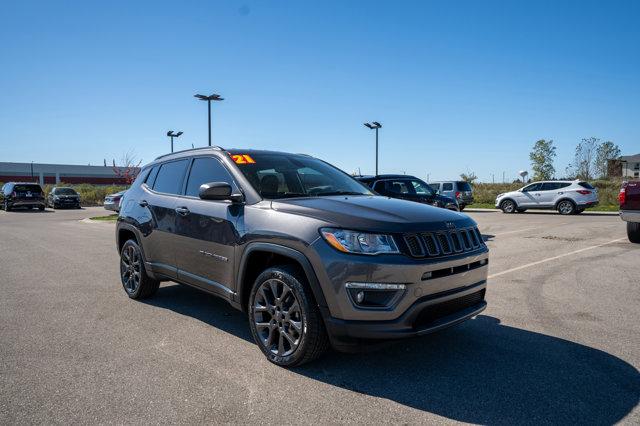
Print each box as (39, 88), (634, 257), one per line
(154, 146), (225, 160)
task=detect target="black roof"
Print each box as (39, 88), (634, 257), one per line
(355, 174), (419, 182)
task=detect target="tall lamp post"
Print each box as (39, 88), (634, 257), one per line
(166, 131), (183, 153)
(363, 121), (382, 175)
(194, 93), (224, 146)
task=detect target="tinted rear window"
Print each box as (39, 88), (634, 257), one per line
(457, 181), (472, 191)
(578, 182), (594, 189)
(153, 160), (189, 194)
(55, 188), (77, 195)
(14, 184), (42, 193)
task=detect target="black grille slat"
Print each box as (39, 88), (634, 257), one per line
(468, 229), (479, 247)
(450, 231), (462, 252)
(421, 233), (439, 256)
(402, 227), (484, 258)
(436, 233), (452, 254)
(460, 230), (472, 250)
(404, 235), (424, 257)
(414, 289), (486, 329)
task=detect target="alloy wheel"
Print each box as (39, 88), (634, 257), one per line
(120, 245), (141, 294)
(502, 200), (515, 213)
(252, 278), (304, 357)
(558, 201), (573, 215)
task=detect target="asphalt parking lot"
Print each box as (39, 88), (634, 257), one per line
(1, 206), (639, 424)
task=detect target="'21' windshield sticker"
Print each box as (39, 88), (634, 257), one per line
(231, 154), (256, 164)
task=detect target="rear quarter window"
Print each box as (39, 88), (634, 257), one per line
(578, 182), (595, 190)
(456, 182), (472, 191)
(442, 183), (453, 191)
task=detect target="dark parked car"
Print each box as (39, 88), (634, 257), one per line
(619, 180), (640, 243)
(116, 148), (488, 366)
(356, 175), (459, 211)
(47, 187), (81, 209)
(1, 182), (46, 211)
(429, 181), (474, 210)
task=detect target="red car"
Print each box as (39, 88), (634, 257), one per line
(619, 181), (640, 243)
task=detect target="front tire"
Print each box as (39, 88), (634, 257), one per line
(248, 265), (329, 367)
(500, 199), (516, 213)
(120, 239), (159, 299)
(628, 222), (640, 244)
(557, 200), (576, 215)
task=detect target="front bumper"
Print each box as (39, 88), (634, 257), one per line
(323, 281), (486, 351)
(307, 238), (489, 346)
(620, 210), (640, 222)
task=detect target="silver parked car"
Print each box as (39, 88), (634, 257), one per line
(495, 180), (598, 215)
(104, 190), (126, 212)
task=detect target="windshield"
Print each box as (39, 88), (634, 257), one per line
(229, 152), (372, 199)
(56, 188), (77, 195)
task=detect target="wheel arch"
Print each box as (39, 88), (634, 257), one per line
(236, 243), (328, 313)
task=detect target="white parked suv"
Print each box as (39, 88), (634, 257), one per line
(495, 180), (599, 215)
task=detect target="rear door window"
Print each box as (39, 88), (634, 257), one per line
(541, 182), (560, 191)
(153, 160), (189, 195)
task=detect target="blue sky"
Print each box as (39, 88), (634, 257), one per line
(1, 0), (638, 182)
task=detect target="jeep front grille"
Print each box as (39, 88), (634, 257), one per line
(403, 227), (484, 258)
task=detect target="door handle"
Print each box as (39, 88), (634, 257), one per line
(139, 200), (148, 207)
(175, 206), (190, 216)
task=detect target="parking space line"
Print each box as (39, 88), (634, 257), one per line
(488, 237), (627, 279)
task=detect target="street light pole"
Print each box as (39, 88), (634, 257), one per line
(166, 131), (183, 153)
(194, 93), (224, 146)
(363, 121), (382, 175)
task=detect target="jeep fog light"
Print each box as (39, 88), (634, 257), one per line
(345, 282), (406, 308)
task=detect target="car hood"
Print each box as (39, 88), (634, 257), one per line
(271, 195), (474, 233)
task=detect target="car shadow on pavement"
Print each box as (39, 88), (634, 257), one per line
(143, 283), (254, 343)
(141, 285), (640, 424)
(295, 315), (640, 425)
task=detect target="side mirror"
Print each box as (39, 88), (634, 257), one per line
(198, 182), (244, 203)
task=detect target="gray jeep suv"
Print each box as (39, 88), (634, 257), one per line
(116, 147), (489, 366)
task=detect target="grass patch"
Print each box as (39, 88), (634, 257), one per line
(89, 214), (118, 221)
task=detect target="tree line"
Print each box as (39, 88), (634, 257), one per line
(529, 137), (621, 181)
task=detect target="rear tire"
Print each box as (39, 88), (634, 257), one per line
(38, 205), (45, 211)
(248, 265), (329, 367)
(120, 239), (159, 299)
(500, 199), (516, 213)
(557, 200), (576, 215)
(516, 208), (527, 213)
(628, 222), (640, 244)
(3, 201), (9, 211)
(575, 208), (585, 214)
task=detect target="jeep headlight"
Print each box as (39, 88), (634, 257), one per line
(320, 228), (399, 255)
